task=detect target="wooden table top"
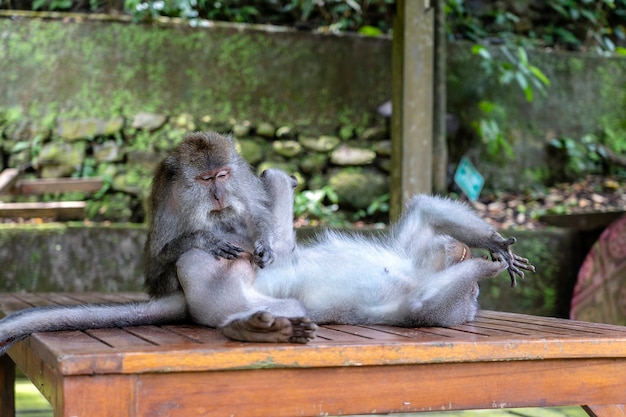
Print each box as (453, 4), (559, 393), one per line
(2, 291), (626, 377)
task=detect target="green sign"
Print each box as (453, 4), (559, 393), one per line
(454, 157), (484, 201)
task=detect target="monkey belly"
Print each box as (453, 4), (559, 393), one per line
(258, 245), (421, 325)
(177, 249), (257, 327)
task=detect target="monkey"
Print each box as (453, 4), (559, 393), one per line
(0, 130), (535, 354)
(144, 131), (277, 297)
(0, 132), (305, 354)
(191, 187), (535, 342)
(177, 167), (317, 343)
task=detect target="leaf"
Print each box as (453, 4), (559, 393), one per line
(478, 100), (495, 114)
(358, 25), (383, 36)
(32, 0), (48, 10)
(11, 141), (31, 153)
(529, 65), (551, 86)
(523, 84), (534, 102)
(517, 47), (529, 66)
(471, 44), (491, 59)
(603, 36), (616, 51)
(345, 0), (361, 12)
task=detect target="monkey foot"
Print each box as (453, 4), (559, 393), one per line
(221, 311), (317, 344)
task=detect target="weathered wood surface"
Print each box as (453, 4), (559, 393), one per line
(0, 169), (19, 195)
(11, 178), (104, 195)
(0, 201), (85, 220)
(1, 292), (625, 417)
(0, 170), (102, 220)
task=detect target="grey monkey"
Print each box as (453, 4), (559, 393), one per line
(0, 132), (534, 353)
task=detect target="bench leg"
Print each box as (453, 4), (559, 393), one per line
(0, 354), (16, 417)
(583, 404), (626, 417)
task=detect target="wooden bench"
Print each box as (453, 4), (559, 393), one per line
(0, 168), (103, 220)
(1, 292), (625, 417)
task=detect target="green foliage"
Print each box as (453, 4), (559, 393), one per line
(469, 44), (550, 159)
(543, 0), (626, 53)
(32, 0), (72, 11)
(294, 185), (344, 226)
(446, 0), (626, 53)
(549, 129), (626, 179)
(549, 135), (603, 178)
(120, 0), (394, 33)
(294, 186), (389, 226)
(353, 193), (389, 221)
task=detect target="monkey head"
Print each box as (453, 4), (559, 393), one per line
(158, 132), (250, 217)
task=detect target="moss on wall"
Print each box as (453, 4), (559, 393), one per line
(0, 224), (146, 292)
(0, 15), (391, 135)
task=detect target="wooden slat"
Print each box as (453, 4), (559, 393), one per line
(13, 178), (103, 195)
(133, 358), (626, 416)
(0, 201), (85, 220)
(0, 169), (19, 195)
(85, 328), (155, 348)
(479, 310), (626, 334)
(123, 326), (201, 346)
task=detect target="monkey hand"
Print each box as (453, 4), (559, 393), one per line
(253, 239), (275, 268)
(488, 233), (536, 287)
(211, 240), (245, 260)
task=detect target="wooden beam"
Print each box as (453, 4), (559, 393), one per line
(0, 201), (85, 220)
(390, 0), (435, 219)
(0, 169), (19, 195)
(13, 178), (103, 195)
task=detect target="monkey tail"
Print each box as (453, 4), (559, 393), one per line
(0, 293), (187, 356)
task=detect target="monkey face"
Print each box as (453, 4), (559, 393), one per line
(196, 168), (232, 211)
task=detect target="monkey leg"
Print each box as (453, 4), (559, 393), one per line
(177, 249), (316, 343)
(406, 258), (509, 327)
(391, 195), (535, 286)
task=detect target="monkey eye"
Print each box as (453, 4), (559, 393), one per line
(216, 170), (229, 179)
(198, 174), (214, 182)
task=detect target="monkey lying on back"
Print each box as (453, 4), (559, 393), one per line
(0, 131), (535, 353)
(189, 169), (534, 342)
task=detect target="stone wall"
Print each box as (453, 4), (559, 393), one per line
(1, 12), (625, 197)
(1, 111), (392, 222)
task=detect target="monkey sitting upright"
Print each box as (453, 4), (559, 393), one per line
(0, 132), (534, 353)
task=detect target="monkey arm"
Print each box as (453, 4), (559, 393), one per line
(158, 230), (245, 263)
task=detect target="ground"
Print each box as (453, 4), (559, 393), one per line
(468, 175), (626, 230)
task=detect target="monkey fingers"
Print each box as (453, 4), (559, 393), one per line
(253, 239), (275, 268)
(489, 249), (525, 287)
(212, 241), (245, 259)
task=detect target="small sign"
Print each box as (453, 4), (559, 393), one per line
(454, 157), (484, 201)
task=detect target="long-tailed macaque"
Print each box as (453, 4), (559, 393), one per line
(0, 131), (534, 354)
